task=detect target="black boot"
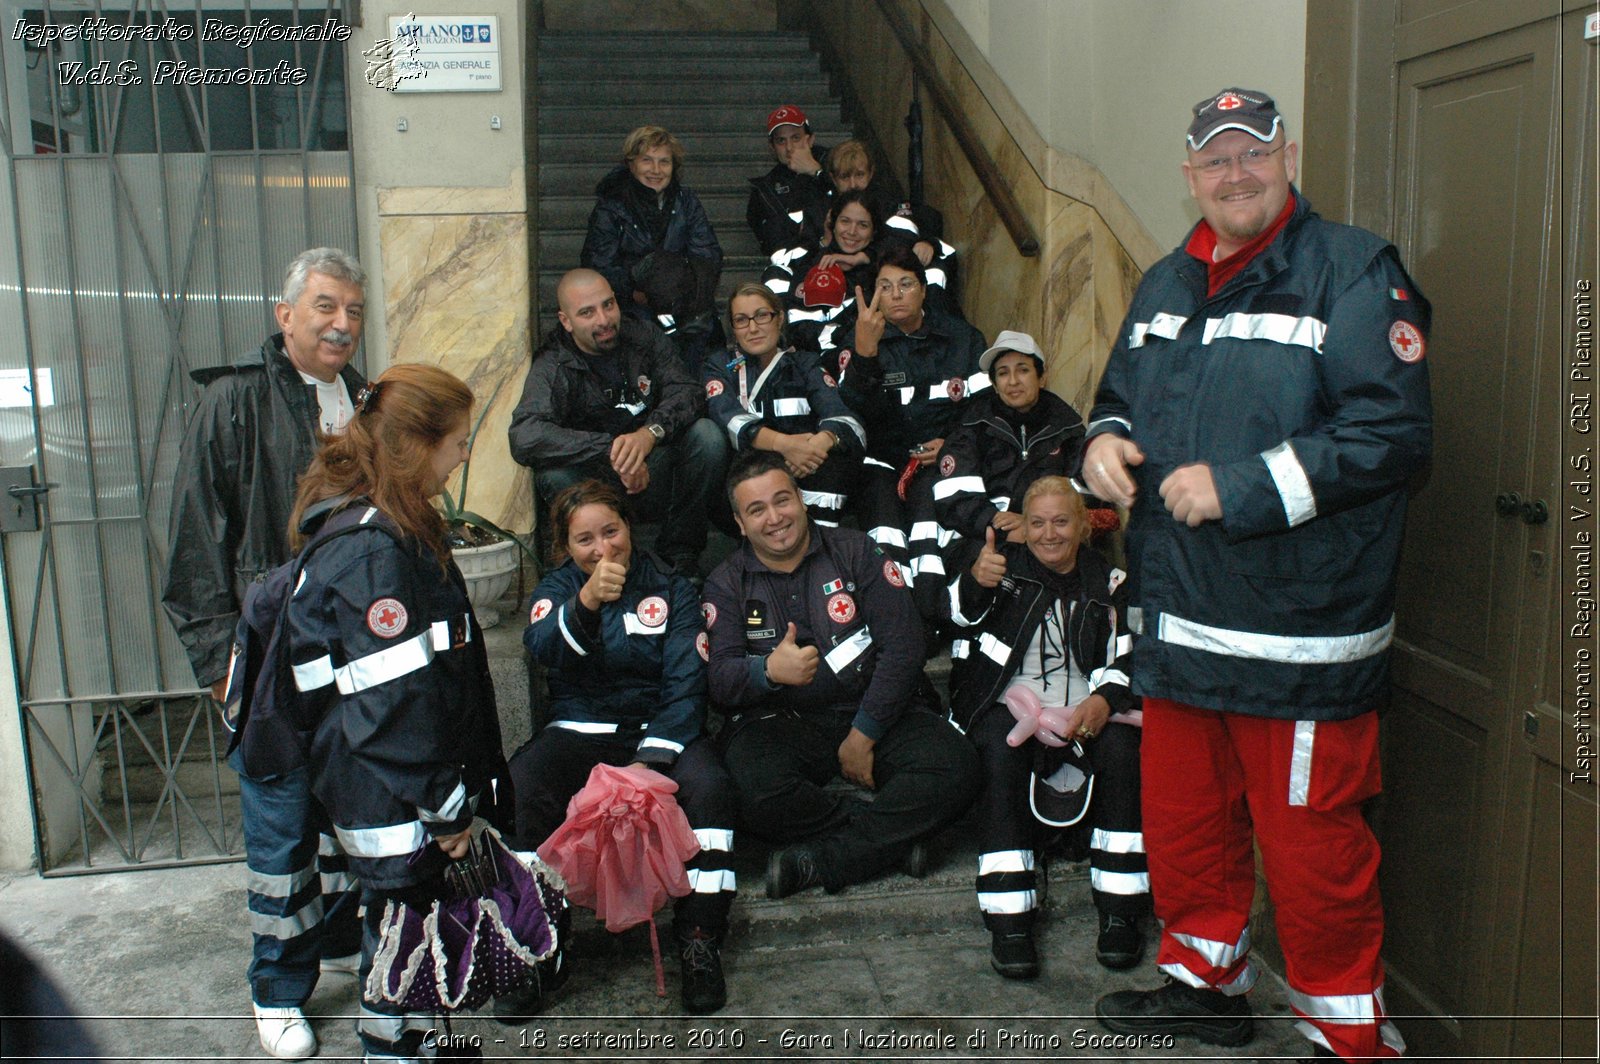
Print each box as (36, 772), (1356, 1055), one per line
(1094, 977), (1254, 1047)
(766, 845), (824, 899)
(677, 928), (727, 1014)
(493, 902), (571, 1025)
(990, 928), (1039, 980)
(1095, 911), (1145, 970)
(902, 840), (930, 879)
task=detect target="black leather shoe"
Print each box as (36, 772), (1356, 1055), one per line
(1095, 978), (1254, 1047)
(990, 930), (1039, 980)
(1095, 912), (1145, 970)
(766, 846), (824, 899)
(678, 929), (727, 1014)
(902, 840), (929, 879)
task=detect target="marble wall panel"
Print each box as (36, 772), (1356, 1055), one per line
(379, 206), (533, 533)
(815, 0), (1130, 412)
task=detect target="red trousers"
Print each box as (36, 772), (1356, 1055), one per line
(1141, 697), (1404, 1062)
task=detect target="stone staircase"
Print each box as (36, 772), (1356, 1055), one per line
(533, 31), (857, 335)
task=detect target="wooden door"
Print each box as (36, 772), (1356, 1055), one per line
(1307, 1), (1597, 1057)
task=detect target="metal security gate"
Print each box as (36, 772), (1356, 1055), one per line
(0, 0), (358, 873)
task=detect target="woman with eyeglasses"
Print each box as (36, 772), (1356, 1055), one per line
(834, 243), (987, 625)
(702, 283), (865, 527)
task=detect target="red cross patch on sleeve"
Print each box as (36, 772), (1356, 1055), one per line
(366, 597), (408, 638)
(706, 379), (724, 398)
(530, 598), (554, 623)
(1388, 320), (1425, 363)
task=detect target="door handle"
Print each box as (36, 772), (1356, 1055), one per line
(6, 483), (52, 499)
(1519, 499), (1549, 525)
(1495, 491), (1522, 516)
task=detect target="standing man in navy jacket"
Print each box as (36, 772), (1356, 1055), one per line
(1087, 90), (1431, 1064)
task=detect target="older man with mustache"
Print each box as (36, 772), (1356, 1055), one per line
(163, 247), (368, 1060)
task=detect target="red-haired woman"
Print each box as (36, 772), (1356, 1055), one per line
(287, 363), (507, 1061)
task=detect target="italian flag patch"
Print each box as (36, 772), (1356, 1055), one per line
(822, 579), (844, 595)
(1389, 287), (1410, 301)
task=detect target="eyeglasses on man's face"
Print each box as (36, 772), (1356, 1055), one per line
(732, 308), (779, 329)
(1192, 143), (1285, 178)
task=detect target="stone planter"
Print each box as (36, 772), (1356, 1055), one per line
(454, 537), (520, 628)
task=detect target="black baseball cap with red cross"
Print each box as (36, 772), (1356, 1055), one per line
(1186, 87), (1282, 151)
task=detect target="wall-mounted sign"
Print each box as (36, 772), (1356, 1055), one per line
(382, 14), (501, 93)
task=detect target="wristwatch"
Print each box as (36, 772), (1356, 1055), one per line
(645, 423), (666, 442)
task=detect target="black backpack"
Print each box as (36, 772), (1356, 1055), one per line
(220, 504), (400, 778)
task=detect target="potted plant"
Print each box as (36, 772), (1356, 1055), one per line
(441, 376), (536, 628)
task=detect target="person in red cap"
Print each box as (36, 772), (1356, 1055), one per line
(1087, 87), (1430, 1064)
(746, 104), (834, 257)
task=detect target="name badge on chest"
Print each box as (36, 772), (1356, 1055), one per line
(746, 599), (776, 642)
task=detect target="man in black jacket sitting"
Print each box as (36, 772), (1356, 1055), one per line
(704, 450), (979, 898)
(508, 268), (728, 576)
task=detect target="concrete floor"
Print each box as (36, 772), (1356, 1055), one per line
(0, 572), (1319, 1063)
(0, 852), (1314, 1063)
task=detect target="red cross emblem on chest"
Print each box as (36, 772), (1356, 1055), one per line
(827, 592), (856, 624)
(636, 595), (668, 628)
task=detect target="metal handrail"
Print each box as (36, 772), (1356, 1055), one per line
(873, 0), (1040, 257)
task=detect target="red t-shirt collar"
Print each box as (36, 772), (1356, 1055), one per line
(1186, 190), (1297, 296)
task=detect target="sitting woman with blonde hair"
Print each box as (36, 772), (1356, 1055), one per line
(944, 476), (1147, 981)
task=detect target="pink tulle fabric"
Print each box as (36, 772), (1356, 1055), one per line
(537, 763), (701, 933)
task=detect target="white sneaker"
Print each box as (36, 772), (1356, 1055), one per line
(319, 951), (361, 976)
(253, 1003), (317, 1060)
